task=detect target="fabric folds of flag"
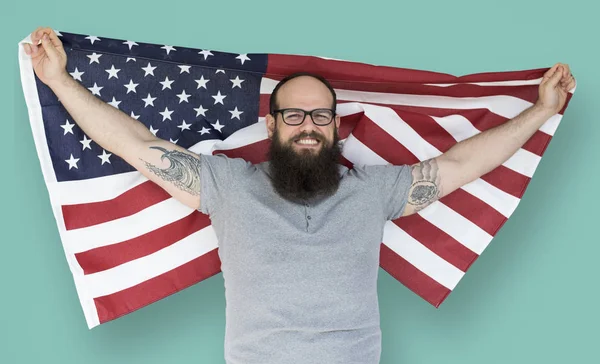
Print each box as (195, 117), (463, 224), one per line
(18, 30), (575, 329)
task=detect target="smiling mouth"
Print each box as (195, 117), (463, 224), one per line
(294, 138), (321, 147)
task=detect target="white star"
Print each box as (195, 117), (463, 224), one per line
(193, 104), (208, 117)
(130, 111), (140, 120)
(142, 62), (157, 76)
(126, 57), (136, 63)
(61, 119), (75, 135)
(198, 50), (213, 60)
(98, 150), (112, 165)
(159, 107), (174, 121)
(80, 135), (92, 150)
(236, 53), (251, 65)
(108, 97), (121, 109)
(65, 154), (80, 170)
(176, 90), (191, 103)
(161, 45), (176, 55)
(142, 93), (157, 107)
(69, 67), (84, 81)
(212, 91), (226, 105)
(123, 40), (138, 50)
(149, 125), (159, 136)
(229, 107), (243, 120)
(87, 52), (102, 64)
(105, 65), (120, 79)
(230, 76), (244, 88)
(88, 83), (103, 96)
(215, 69), (226, 74)
(211, 119), (225, 132)
(85, 35), (101, 44)
(178, 65), (191, 74)
(160, 76), (174, 90)
(177, 120), (192, 131)
(195, 75), (209, 89)
(124, 79), (139, 94)
(198, 126), (211, 135)
(170, 138), (179, 144)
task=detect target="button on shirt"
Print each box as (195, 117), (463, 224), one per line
(199, 153), (412, 364)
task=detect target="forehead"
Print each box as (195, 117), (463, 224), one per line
(276, 76), (334, 109)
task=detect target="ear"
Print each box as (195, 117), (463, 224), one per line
(334, 114), (341, 135)
(266, 113), (275, 139)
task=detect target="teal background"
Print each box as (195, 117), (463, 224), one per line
(2, 0), (598, 363)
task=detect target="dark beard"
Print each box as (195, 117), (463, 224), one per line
(267, 126), (342, 204)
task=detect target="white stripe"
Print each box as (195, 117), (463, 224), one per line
(341, 134), (389, 165)
(461, 178), (520, 217)
(83, 227), (219, 298)
(418, 201), (492, 255)
(382, 222), (464, 290)
(424, 77), (544, 87)
(502, 149), (541, 178)
(261, 77), (533, 120)
(64, 198), (195, 253)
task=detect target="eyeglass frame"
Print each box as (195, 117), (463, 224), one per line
(271, 108), (337, 126)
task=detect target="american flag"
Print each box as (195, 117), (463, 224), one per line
(18, 30), (575, 329)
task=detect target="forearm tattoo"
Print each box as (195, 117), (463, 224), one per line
(141, 146), (202, 196)
(408, 159), (442, 212)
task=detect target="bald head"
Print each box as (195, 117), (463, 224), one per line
(269, 72), (337, 115)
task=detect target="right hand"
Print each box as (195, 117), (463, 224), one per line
(23, 27), (68, 87)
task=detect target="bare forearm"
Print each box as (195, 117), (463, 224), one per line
(48, 74), (156, 156)
(444, 104), (555, 181)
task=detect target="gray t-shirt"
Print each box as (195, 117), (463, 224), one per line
(199, 153), (412, 364)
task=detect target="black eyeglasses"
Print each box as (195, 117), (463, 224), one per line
(272, 108), (336, 126)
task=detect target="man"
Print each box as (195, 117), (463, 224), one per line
(23, 27), (575, 364)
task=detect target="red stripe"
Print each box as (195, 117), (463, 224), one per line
(393, 214), (478, 272)
(75, 211), (211, 274)
(62, 181), (170, 230)
(440, 189), (507, 237)
(480, 166), (532, 198)
(95, 249), (221, 324)
(379, 243), (450, 308)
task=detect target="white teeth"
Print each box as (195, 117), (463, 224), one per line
(297, 139), (318, 145)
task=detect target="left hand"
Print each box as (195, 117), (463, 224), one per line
(536, 63), (576, 115)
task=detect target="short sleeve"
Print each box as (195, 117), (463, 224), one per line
(199, 153), (252, 216)
(362, 163), (413, 221)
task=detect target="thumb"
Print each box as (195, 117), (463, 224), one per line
(40, 34), (59, 61)
(546, 66), (563, 88)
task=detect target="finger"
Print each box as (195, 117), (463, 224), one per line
(30, 26), (45, 44)
(542, 63), (560, 81)
(46, 28), (64, 50)
(40, 33), (59, 61)
(547, 65), (563, 87)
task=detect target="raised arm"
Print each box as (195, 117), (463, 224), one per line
(401, 63), (576, 217)
(24, 27), (202, 210)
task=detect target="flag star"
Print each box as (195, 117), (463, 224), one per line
(176, 90), (191, 103)
(88, 83), (103, 96)
(178, 65), (191, 74)
(159, 107), (174, 121)
(211, 119), (225, 132)
(142, 62), (157, 76)
(149, 125), (159, 136)
(85, 35), (101, 44)
(108, 97), (121, 109)
(105, 65), (121, 79)
(193, 104), (208, 117)
(61, 119), (75, 135)
(87, 52), (102, 64)
(170, 138), (179, 144)
(98, 150), (112, 165)
(212, 91), (226, 105)
(160, 76), (175, 90)
(126, 57), (136, 62)
(177, 120), (192, 131)
(236, 53), (251, 65)
(80, 135), (93, 150)
(195, 75), (209, 89)
(229, 106), (243, 120)
(161, 45), (176, 55)
(142, 93), (157, 107)
(230, 76), (244, 88)
(130, 111), (140, 120)
(69, 67), (84, 81)
(198, 126), (211, 135)
(65, 154), (80, 170)
(215, 69), (226, 74)
(198, 50), (213, 60)
(123, 40), (138, 50)
(124, 79), (139, 94)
